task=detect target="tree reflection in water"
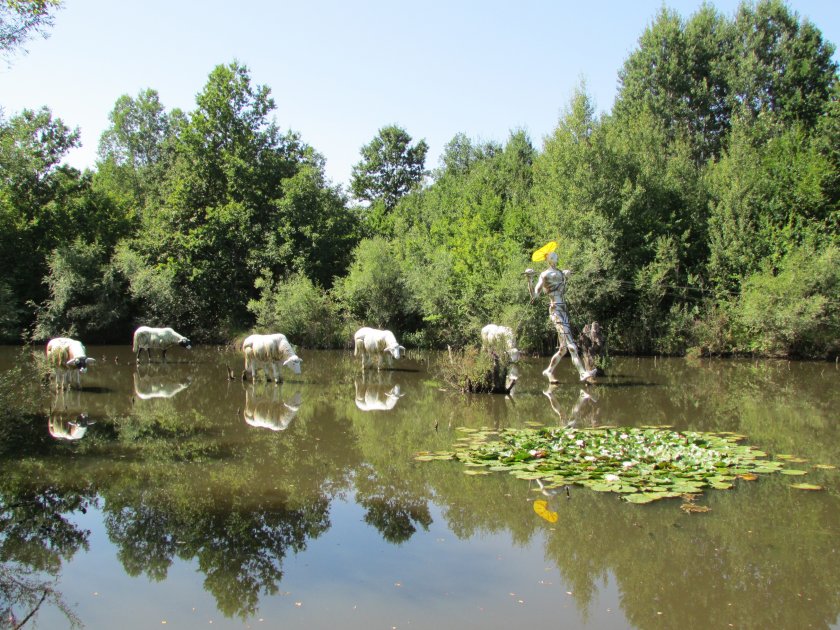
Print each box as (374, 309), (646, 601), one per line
(104, 491), (330, 618)
(355, 462), (432, 544)
(0, 351), (838, 628)
(0, 482), (93, 628)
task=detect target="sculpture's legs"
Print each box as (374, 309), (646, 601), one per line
(545, 310), (597, 383)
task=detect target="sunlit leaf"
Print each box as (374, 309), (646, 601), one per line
(623, 492), (667, 504)
(780, 469), (808, 476)
(814, 464), (836, 470)
(513, 471), (547, 480)
(789, 483), (823, 491)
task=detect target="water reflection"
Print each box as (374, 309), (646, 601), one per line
(48, 414), (90, 441)
(543, 386), (599, 427)
(133, 365), (192, 400)
(0, 349), (838, 628)
(354, 375), (405, 412)
(48, 389), (91, 441)
(243, 383), (302, 431)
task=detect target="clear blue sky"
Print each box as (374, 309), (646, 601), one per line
(2, 0), (838, 190)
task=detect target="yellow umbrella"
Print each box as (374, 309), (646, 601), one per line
(533, 499), (559, 523)
(531, 241), (558, 262)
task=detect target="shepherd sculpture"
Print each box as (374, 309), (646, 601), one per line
(525, 242), (597, 384)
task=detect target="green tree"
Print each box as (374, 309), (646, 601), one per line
(729, 0), (838, 129)
(115, 62), (308, 337)
(615, 1), (838, 164)
(333, 236), (416, 333)
(733, 242), (840, 357)
(32, 238), (129, 342)
(0, 108), (91, 335)
(259, 164), (360, 290)
(706, 118), (835, 294)
(615, 5), (733, 164)
(247, 271), (342, 348)
(0, 0), (61, 57)
(95, 89), (183, 216)
(350, 125), (428, 212)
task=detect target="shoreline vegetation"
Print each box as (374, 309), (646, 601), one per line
(1, 1), (838, 361)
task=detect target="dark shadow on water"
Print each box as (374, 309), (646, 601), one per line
(76, 386), (113, 394)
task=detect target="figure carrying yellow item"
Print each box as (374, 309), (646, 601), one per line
(525, 242), (597, 384)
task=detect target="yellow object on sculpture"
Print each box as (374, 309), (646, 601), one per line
(531, 241), (558, 262)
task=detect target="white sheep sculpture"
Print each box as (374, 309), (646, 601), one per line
(46, 337), (96, 390)
(480, 324), (521, 363)
(241, 333), (302, 383)
(353, 327), (405, 370)
(132, 326), (191, 363)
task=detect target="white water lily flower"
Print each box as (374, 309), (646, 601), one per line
(584, 455), (596, 461)
(575, 440), (585, 447)
(605, 474), (620, 482)
(622, 461), (636, 468)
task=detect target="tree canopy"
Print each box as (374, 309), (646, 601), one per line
(0, 1), (837, 358)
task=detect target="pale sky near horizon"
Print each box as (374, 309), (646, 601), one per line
(2, 1), (838, 191)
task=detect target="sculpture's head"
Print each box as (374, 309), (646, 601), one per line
(283, 355), (302, 375)
(546, 251), (559, 266)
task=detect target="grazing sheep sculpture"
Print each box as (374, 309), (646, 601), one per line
(46, 337), (96, 390)
(132, 326), (191, 363)
(480, 324), (521, 363)
(241, 333), (302, 383)
(353, 327), (405, 370)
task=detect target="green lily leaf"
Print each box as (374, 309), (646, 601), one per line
(419, 425), (796, 506)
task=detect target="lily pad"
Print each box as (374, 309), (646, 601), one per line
(420, 425), (792, 505)
(624, 492), (669, 504)
(790, 483), (823, 491)
(780, 469), (808, 476)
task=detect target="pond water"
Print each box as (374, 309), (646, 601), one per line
(1, 346), (839, 629)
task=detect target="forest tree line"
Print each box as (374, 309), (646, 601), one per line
(1, 0), (838, 358)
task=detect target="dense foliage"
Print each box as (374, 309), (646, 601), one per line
(0, 1), (837, 357)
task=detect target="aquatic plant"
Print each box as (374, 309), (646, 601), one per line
(416, 426), (794, 503)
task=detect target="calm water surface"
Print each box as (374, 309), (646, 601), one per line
(1, 346), (838, 629)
